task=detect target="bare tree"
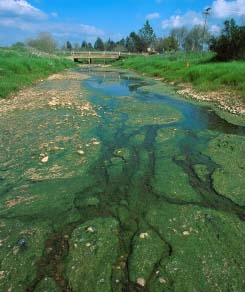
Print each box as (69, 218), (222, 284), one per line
(27, 32), (57, 53)
(183, 25), (204, 51)
(170, 26), (188, 50)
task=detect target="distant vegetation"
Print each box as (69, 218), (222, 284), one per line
(9, 18), (245, 62)
(115, 52), (245, 101)
(0, 47), (76, 98)
(65, 19), (245, 62)
(210, 19), (245, 61)
(1, 18), (244, 100)
(27, 32), (57, 54)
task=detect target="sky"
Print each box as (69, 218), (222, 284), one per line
(0, 0), (245, 47)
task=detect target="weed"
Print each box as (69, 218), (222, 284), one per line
(0, 47), (77, 98)
(115, 52), (245, 98)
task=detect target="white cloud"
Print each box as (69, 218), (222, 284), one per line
(209, 24), (221, 35)
(0, 1), (106, 45)
(212, 0), (245, 19)
(162, 15), (182, 29)
(0, 0), (47, 19)
(161, 11), (204, 29)
(160, 0), (245, 35)
(79, 24), (105, 37)
(146, 12), (160, 20)
(51, 12), (58, 18)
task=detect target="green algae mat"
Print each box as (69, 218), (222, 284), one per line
(0, 69), (244, 292)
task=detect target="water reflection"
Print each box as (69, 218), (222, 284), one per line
(81, 67), (245, 135)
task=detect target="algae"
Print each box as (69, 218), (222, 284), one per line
(66, 217), (119, 292)
(146, 203), (245, 291)
(204, 134), (245, 206)
(0, 68), (244, 292)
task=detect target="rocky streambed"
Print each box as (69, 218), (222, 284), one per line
(0, 67), (244, 291)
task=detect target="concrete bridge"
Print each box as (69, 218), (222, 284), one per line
(65, 51), (126, 64)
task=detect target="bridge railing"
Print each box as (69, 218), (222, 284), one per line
(63, 51), (131, 56)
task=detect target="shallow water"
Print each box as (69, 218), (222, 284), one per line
(0, 67), (244, 291)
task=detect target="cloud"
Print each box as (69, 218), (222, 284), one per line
(79, 24), (105, 37)
(0, 1), (106, 45)
(161, 11), (204, 29)
(51, 12), (58, 18)
(212, 0), (245, 19)
(0, 0), (47, 20)
(160, 0), (245, 34)
(146, 12), (160, 20)
(209, 24), (221, 35)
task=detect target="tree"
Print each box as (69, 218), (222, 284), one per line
(105, 38), (116, 51)
(170, 27), (188, 50)
(209, 19), (245, 60)
(125, 32), (145, 52)
(94, 37), (104, 51)
(155, 36), (178, 52)
(114, 38), (127, 52)
(81, 40), (88, 50)
(27, 32), (57, 53)
(73, 43), (80, 52)
(11, 42), (26, 51)
(138, 20), (156, 51)
(66, 41), (72, 51)
(183, 25), (203, 51)
(163, 36), (178, 51)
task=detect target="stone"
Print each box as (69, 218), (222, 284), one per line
(182, 231), (190, 236)
(159, 277), (167, 284)
(137, 277), (146, 287)
(139, 232), (149, 239)
(40, 156), (49, 163)
(87, 226), (94, 233)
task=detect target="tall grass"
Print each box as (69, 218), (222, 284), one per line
(115, 52), (245, 100)
(0, 47), (77, 98)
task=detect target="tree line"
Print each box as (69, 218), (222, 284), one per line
(15, 19), (245, 61)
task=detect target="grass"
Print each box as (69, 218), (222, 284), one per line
(115, 52), (245, 100)
(0, 47), (77, 98)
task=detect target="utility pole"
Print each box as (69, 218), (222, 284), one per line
(203, 7), (211, 51)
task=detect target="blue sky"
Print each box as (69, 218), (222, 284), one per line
(0, 0), (245, 46)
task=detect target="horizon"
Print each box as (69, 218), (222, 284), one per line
(0, 0), (245, 46)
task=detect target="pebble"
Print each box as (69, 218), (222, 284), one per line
(159, 277), (167, 284)
(137, 278), (146, 287)
(139, 232), (149, 239)
(87, 226), (94, 233)
(182, 231), (190, 236)
(40, 156), (49, 163)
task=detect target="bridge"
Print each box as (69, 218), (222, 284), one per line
(65, 51), (128, 64)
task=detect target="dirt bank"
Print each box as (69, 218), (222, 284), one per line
(0, 70), (89, 115)
(176, 83), (245, 116)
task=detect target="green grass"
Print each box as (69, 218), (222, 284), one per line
(0, 47), (77, 98)
(115, 52), (245, 100)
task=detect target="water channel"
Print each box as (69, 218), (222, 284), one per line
(0, 67), (244, 291)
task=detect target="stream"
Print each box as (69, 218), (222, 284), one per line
(0, 67), (244, 292)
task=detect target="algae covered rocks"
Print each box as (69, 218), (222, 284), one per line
(0, 67), (244, 291)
